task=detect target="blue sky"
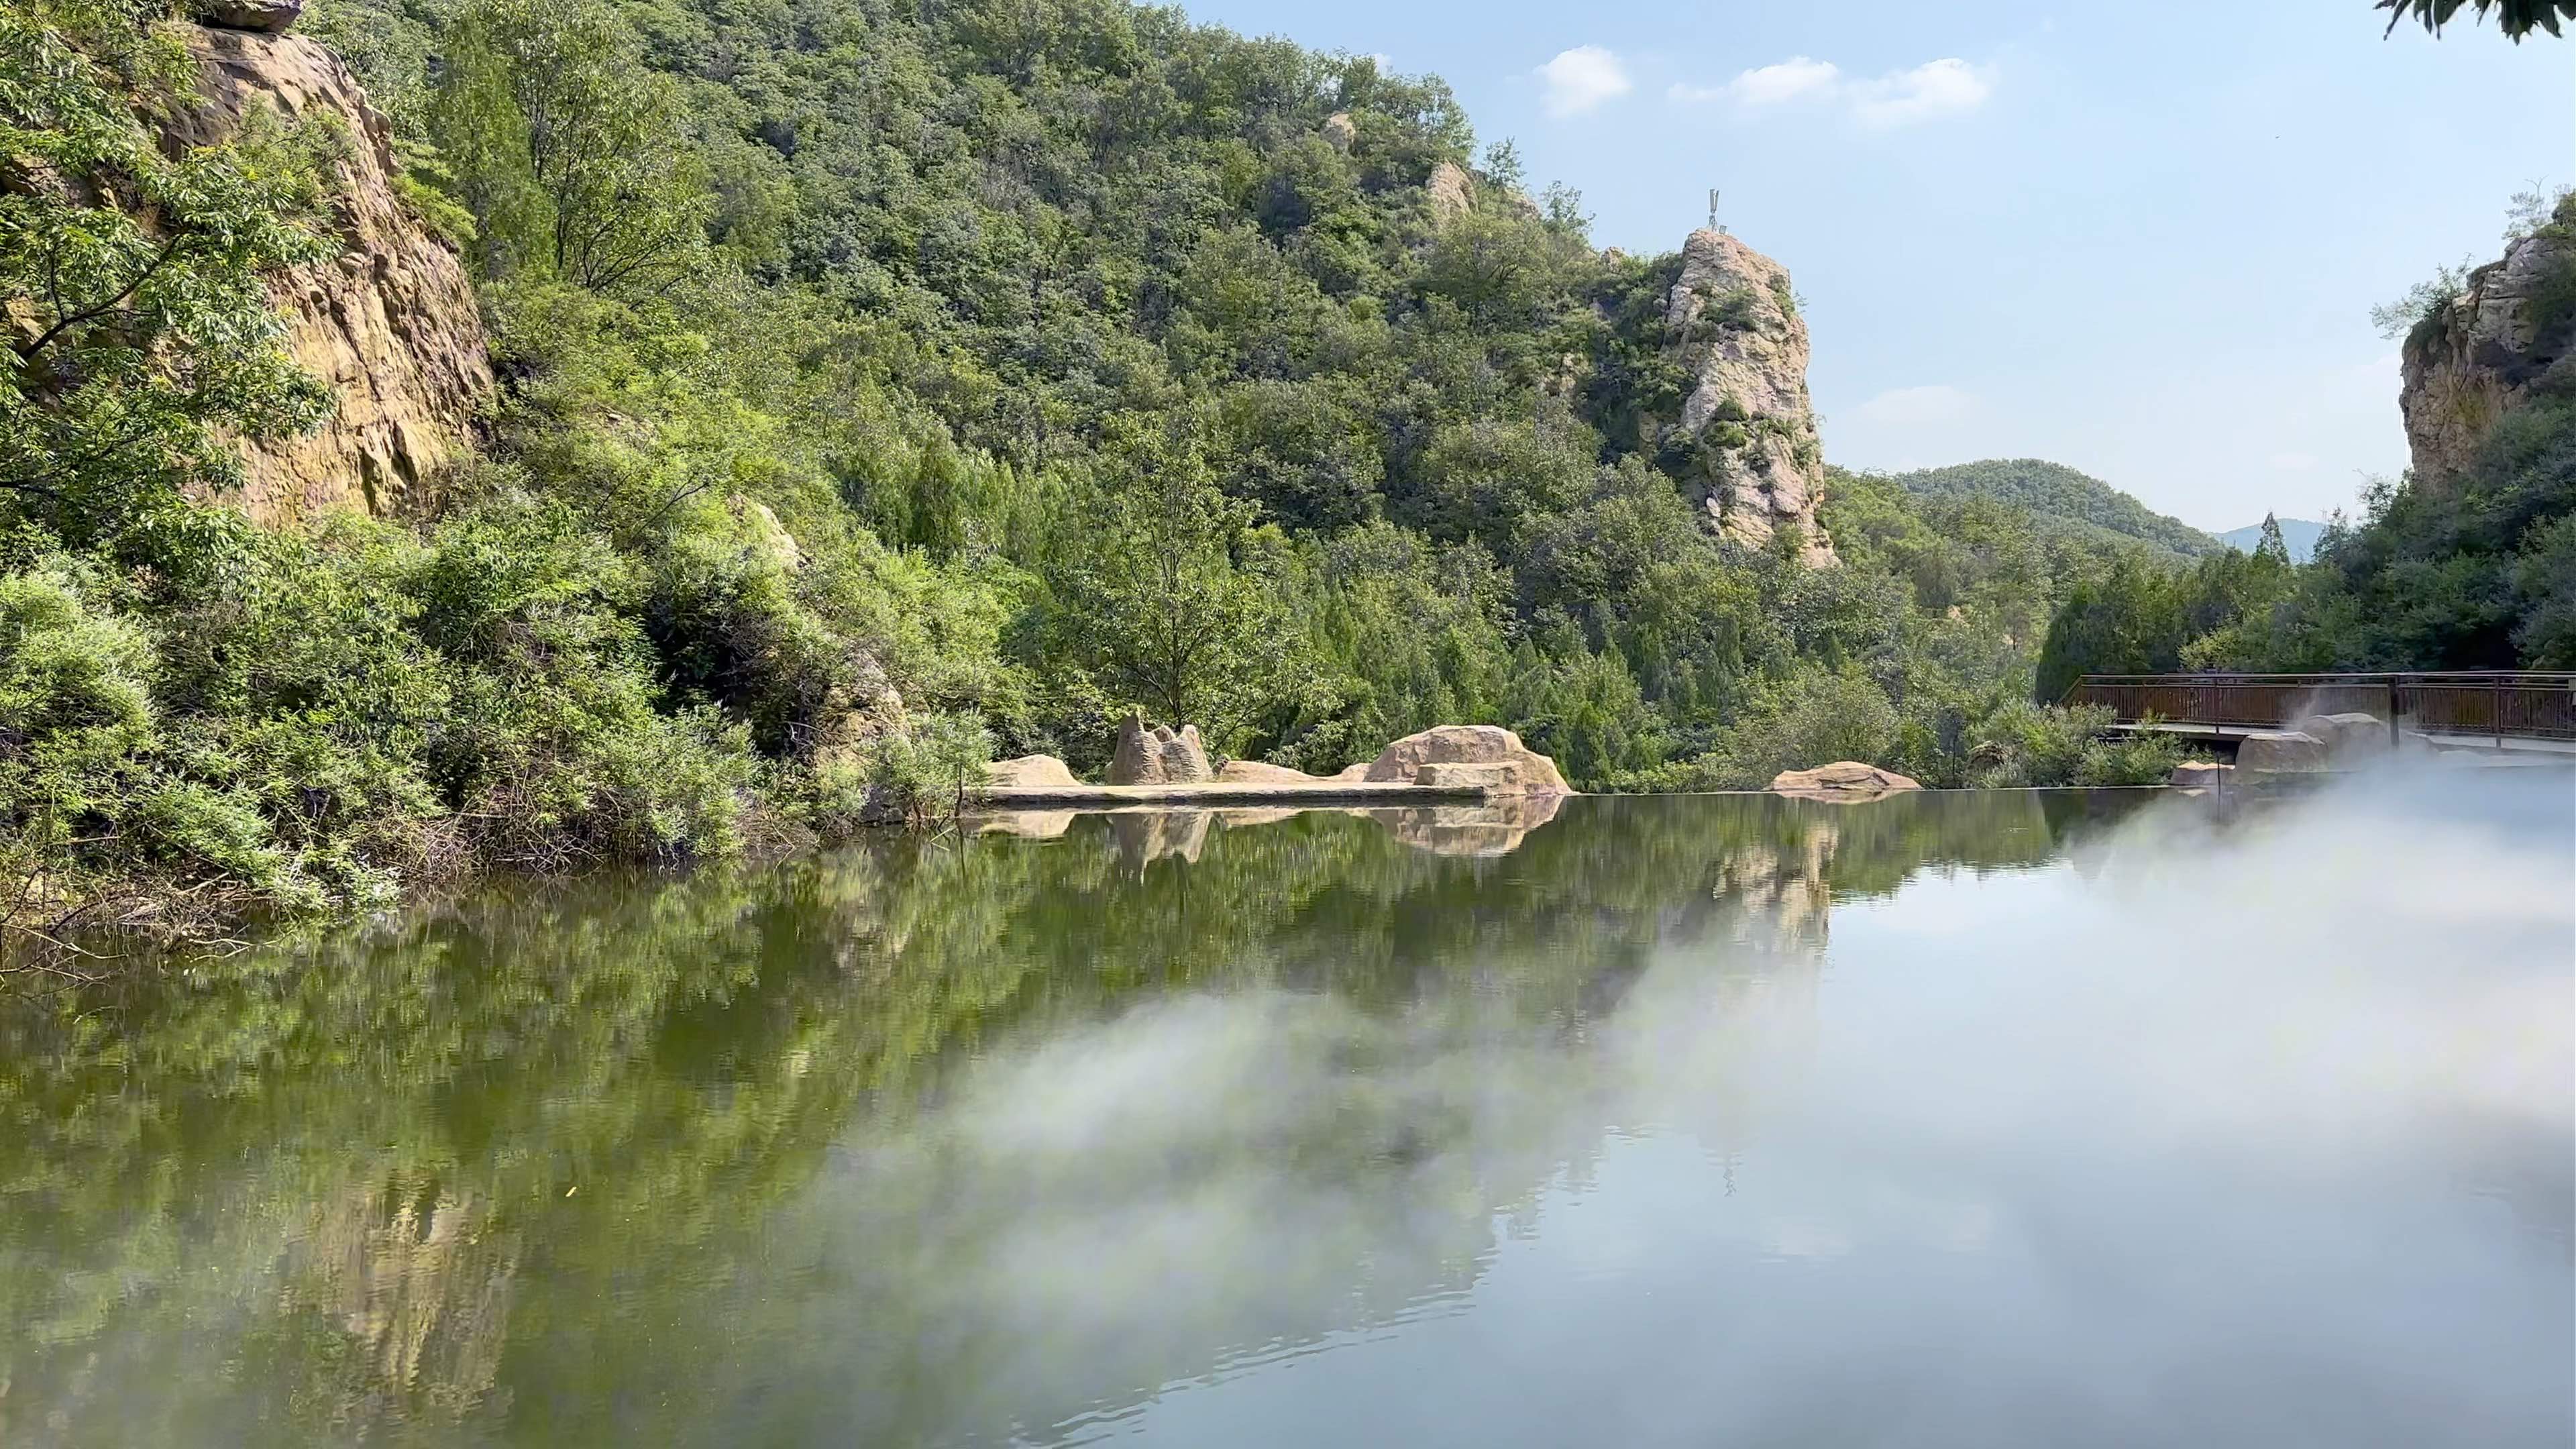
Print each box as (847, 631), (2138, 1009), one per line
(1181, 0), (2573, 532)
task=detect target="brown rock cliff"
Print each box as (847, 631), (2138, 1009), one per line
(2398, 221), (2576, 490)
(170, 23), (491, 521)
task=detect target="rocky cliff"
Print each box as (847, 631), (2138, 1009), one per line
(1665, 229), (1834, 566)
(169, 13), (491, 521)
(2398, 220), (2576, 490)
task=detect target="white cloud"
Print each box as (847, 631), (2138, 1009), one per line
(1537, 46), (1632, 118)
(1850, 58), (1994, 127)
(1853, 384), (1976, 426)
(1726, 56), (1843, 107)
(1671, 55), (1994, 127)
(2271, 451), (2320, 471)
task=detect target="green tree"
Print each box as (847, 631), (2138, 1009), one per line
(1, 0), (333, 546)
(2255, 512), (2291, 566)
(1046, 438), (1284, 739)
(429, 0), (710, 293)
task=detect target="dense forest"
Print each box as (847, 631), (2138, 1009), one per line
(3, 0), (2554, 932)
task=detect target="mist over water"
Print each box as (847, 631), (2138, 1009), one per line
(1, 775), (2569, 1446)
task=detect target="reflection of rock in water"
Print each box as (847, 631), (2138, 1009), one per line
(290, 1171), (518, 1426)
(1356, 792), (1566, 857)
(1214, 806), (1305, 829)
(1709, 820), (1837, 955)
(977, 810), (1078, 840)
(1109, 808), (1212, 869)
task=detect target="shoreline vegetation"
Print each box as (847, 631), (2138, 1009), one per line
(6, 0), (2567, 947)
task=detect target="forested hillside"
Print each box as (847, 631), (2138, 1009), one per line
(3, 0), (2176, 932)
(1894, 460), (2218, 561)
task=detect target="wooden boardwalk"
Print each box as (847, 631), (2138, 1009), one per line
(2064, 672), (2576, 754)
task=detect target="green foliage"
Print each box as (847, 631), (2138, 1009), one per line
(857, 709), (996, 829)
(10, 0), (2307, 936)
(1, 0), (336, 544)
(2375, 0), (2576, 39)
(428, 0), (712, 293)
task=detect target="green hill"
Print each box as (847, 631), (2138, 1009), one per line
(1892, 460), (2219, 561)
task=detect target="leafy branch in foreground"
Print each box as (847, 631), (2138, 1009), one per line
(2375, 0), (2576, 38)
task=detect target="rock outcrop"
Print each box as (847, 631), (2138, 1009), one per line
(1768, 762), (1920, 801)
(195, 0), (305, 31)
(1665, 229), (1835, 566)
(1321, 111), (1357, 154)
(1108, 713), (1213, 786)
(2398, 217), (2576, 490)
(986, 755), (1081, 790)
(170, 22), (492, 521)
(1426, 161), (1474, 226)
(1362, 724), (1570, 794)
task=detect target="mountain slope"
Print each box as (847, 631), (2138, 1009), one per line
(2216, 518), (2328, 564)
(1891, 460), (2218, 560)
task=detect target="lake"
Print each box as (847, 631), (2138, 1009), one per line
(2, 780), (2569, 1447)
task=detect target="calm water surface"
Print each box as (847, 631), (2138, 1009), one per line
(3, 781), (2570, 1446)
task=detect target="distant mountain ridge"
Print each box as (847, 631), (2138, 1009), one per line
(2216, 517), (2327, 565)
(1887, 459), (2220, 560)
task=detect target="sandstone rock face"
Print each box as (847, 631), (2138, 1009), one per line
(1768, 761), (1921, 801)
(171, 26), (492, 523)
(194, 0), (304, 31)
(1328, 763), (1373, 783)
(1108, 713), (1212, 786)
(1363, 725), (1570, 794)
(1426, 161), (1475, 227)
(985, 755), (1081, 790)
(2237, 730), (2328, 772)
(1321, 111), (1357, 154)
(2399, 225), (2575, 490)
(1213, 759), (1324, 786)
(2169, 759), (2232, 788)
(1665, 229), (1834, 566)
(1413, 761), (1515, 790)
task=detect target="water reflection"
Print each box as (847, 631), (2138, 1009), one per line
(0, 783), (2566, 1447)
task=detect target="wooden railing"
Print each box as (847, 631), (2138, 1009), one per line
(2062, 672), (2576, 743)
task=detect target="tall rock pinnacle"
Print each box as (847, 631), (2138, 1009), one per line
(1665, 229), (1834, 566)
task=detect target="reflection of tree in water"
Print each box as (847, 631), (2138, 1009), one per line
(0, 792), (2147, 1446)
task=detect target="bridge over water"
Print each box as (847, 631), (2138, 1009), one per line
(2063, 672), (2576, 755)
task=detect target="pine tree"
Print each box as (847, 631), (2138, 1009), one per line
(2256, 513), (2291, 566)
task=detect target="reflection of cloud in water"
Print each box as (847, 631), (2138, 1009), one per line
(766, 776), (2570, 1445)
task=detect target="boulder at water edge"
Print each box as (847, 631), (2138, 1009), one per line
(2292, 712), (2392, 759)
(2169, 760), (2233, 789)
(986, 755), (1081, 790)
(1363, 725), (1571, 794)
(2237, 730), (2328, 772)
(1108, 713), (1213, 786)
(1214, 759), (1325, 786)
(1768, 762), (1923, 802)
